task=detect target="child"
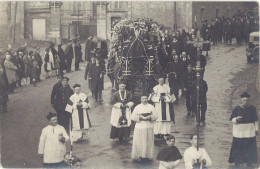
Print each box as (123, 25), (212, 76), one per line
(157, 135), (182, 169)
(184, 134), (212, 169)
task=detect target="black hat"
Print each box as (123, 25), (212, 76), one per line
(240, 92), (250, 98)
(46, 112), (57, 120)
(73, 84), (81, 88)
(62, 77), (69, 81)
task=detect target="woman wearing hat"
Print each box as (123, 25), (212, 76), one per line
(228, 92), (258, 167)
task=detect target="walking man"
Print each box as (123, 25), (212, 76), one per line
(191, 77), (208, 126)
(151, 77), (175, 139)
(51, 77), (73, 131)
(228, 92), (258, 168)
(38, 112), (69, 168)
(110, 81), (134, 141)
(131, 95), (157, 161)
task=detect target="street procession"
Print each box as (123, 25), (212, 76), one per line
(0, 1), (259, 169)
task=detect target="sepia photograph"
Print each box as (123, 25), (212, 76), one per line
(0, 0), (259, 168)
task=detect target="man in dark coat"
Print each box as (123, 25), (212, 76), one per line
(84, 56), (96, 97)
(57, 44), (66, 78)
(74, 40), (82, 71)
(64, 40), (74, 73)
(191, 77), (208, 126)
(88, 58), (106, 102)
(193, 51), (207, 78)
(182, 64), (195, 115)
(34, 47), (43, 82)
(165, 53), (181, 104)
(85, 36), (93, 62)
(16, 52), (25, 86)
(51, 77), (74, 131)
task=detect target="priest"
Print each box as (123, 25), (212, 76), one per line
(228, 92), (258, 167)
(151, 77), (175, 139)
(131, 94), (157, 161)
(65, 84), (91, 142)
(110, 80), (134, 141)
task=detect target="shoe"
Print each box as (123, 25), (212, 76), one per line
(200, 122), (206, 126)
(99, 99), (103, 102)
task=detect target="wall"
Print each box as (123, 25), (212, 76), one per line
(24, 11), (51, 40)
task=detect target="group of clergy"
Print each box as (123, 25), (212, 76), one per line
(109, 77), (176, 160)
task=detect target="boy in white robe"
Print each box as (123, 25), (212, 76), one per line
(38, 112), (69, 168)
(151, 77), (175, 139)
(184, 134), (212, 169)
(65, 84), (91, 142)
(131, 95), (157, 161)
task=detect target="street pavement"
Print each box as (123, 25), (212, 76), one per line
(1, 42), (259, 169)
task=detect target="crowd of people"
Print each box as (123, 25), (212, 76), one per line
(0, 9), (258, 169)
(200, 12), (259, 46)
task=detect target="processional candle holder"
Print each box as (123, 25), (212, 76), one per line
(193, 61), (202, 151)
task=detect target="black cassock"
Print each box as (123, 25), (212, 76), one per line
(228, 105), (258, 165)
(51, 82), (74, 130)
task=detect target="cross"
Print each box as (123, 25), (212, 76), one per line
(122, 119), (127, 125)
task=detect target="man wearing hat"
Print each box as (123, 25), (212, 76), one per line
(65, 84), (91, 142)
(38, 112), (69, 168)
(65, 40), (74, 73)
(228, 92), (258, 168)
(51, 77), (73, 131)
(150, 76), (175, 139)
(131, 94), (157, 161)
(110, 80), (134, 141)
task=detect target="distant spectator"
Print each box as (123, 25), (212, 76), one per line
(34, 47), (43, 82)
(44, 48), (52, 79)
(57, 44), (66, 78)
(23, 51), (33, 85)
(0, 61), (9, 113)
(15, 52), (25, 87)
(4, 51), (17, 93)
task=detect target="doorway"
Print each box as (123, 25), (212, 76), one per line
(32, 19), (46, 40)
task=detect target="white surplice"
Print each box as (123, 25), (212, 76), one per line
(38, 125), (69, 163)
(151, 84), (174, 135)
(65, 92), (91, 142)
(183, 146), (212, 169)
(131, 103), (157, 159)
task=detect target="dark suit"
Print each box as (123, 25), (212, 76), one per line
(191, 79), (208, 122)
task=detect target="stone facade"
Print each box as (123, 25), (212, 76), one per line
(0, 1), (257, 43)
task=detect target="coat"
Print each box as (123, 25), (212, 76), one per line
(23, 55), (33, 77)
(85, 38), (92, 62)
(74, 44), (82, 63)
(65, 44), (73, 60)
(88, 63), (106, 91)
(58, 47), (66, 71)
(15, 56), (25, 78)
(0, 65), (9, 102)
(4, 60), (17, 84)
